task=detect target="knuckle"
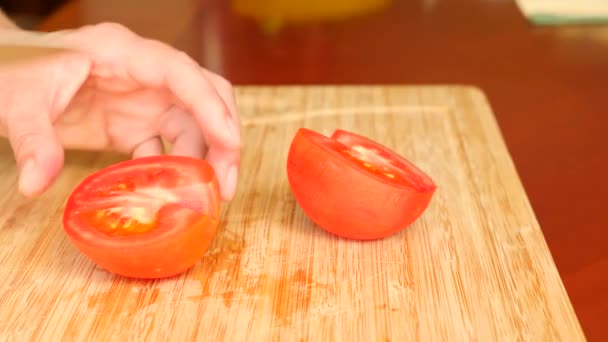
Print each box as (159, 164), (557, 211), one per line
(141, 39), (198, 67)
(141, 37), (167, 49)
(174, 50), (198, 68)
(214, 75), (233, 93)
(11, 131), (42, 157)
(207, 73), (234, 97)
(92, 22), (135, 39)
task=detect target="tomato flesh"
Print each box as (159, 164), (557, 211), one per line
(79, 208), (157, 236)
(332, 129), (436, 192)
(62, 155), (222, 279)
(340, 145), (412, 185)
(286, 128), (437, 240)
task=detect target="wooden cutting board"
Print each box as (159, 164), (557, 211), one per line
(0, 86), (584, 341)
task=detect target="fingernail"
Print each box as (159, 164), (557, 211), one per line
(18, 159), (40, 196)
(223, 165), (239, 200)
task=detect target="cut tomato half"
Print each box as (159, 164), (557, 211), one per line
(62, 155), (222, 279)
(286, 128), (437, 240)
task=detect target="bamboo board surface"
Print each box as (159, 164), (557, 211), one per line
(0, 86), (584, 340)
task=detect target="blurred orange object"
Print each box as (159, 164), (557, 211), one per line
(232, 0), (392, 31)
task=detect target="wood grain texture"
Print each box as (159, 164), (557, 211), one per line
(36, 3), (608, 337)
(0, 86), (584, 340)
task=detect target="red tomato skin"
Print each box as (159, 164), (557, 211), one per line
(62, 155), (222, 279)
(286, 128), (436, 240)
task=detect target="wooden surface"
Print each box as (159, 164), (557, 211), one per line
(35, 1), (608, 338)
(0, 86), (583, 340)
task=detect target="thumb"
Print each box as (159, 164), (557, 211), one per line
(2, 50), (91, 197)
(8, 115), (64, 197)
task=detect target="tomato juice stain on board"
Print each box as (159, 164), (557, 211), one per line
(62, 155), (222, 279)
(183, 218), (334, 325)
(286, 128), (437, 240)
(185, 224), (251, 305)
(270, 267), (333, 327)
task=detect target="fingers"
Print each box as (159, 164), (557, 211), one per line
(131, 136), (164, 159)
(196, 70), (241, 201)
(123, 38), (240, 149)
(160, 106), (207, 159)
(7, 113), (64, 197)
(127, 39), (241, 200)
(1, 50), (90, 197)
(64, 23), (241, 200)
(200, 68), (240, 132)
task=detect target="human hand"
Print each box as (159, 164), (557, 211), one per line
(0, 23), (241, 201)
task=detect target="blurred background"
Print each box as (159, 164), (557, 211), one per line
(0, 0), (66, 27)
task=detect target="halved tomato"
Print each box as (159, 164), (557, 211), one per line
(286, 128), (436, 240)
(62, 155), (222, 279)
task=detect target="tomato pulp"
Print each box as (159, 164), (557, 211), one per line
(286, 128), (437, 240)
(62, 155), (222, 279)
